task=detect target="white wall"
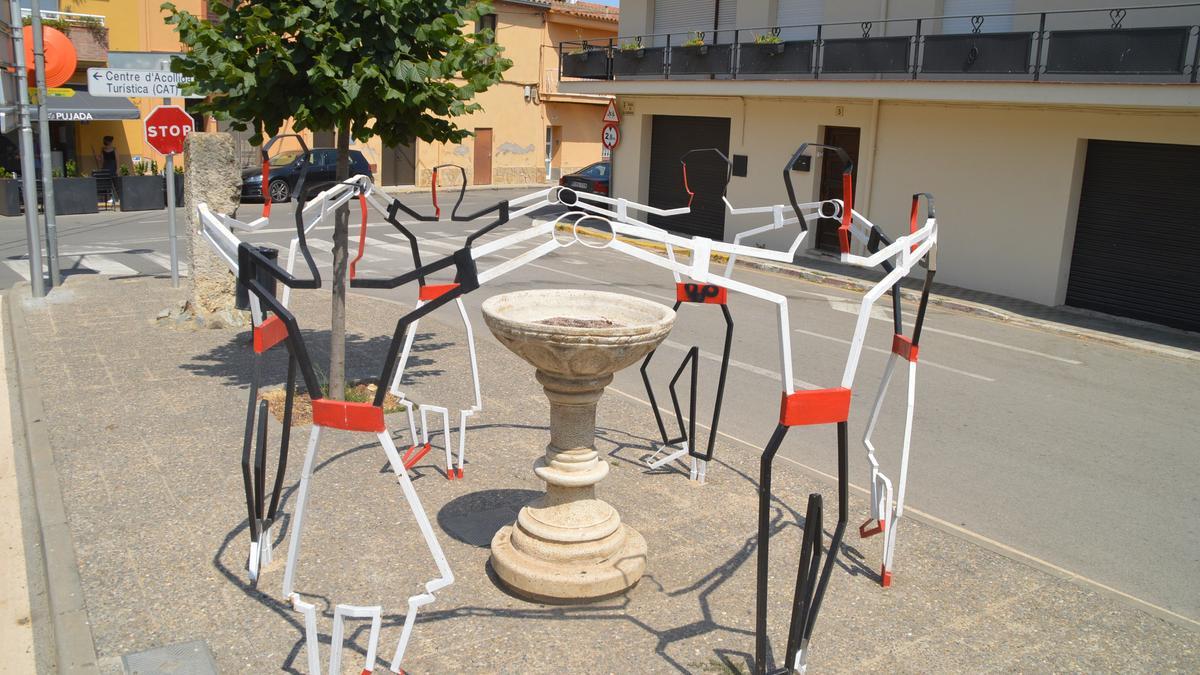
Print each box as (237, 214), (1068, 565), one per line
(612, 95), (1200, 306)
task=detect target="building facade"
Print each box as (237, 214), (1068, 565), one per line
(273, 0), (618, 188)
(558, 0), (1200, 332)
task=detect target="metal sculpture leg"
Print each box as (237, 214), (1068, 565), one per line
(861, 353), (919, 588)
(756, 388), (851, 675)
(242, 344), (298, 581)
(640, 285), (733, 484)
(377, 432), (454, 671)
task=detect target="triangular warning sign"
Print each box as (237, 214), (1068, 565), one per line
(603, 100), (620, 123)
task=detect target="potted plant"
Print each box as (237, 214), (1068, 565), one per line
(52, 160), (99, 215)
(738, 30), (814, 76)
(561, 40), (610, 79)
(0, 166), (20, 216)
(172, 163), (185, 204)
(670, 31), (734, 76)
(119, 160), (166, 212)
(612, 38), (666, 77)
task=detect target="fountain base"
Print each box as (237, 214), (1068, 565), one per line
(490, 522), (646, 601)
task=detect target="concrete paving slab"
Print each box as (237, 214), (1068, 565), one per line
(11, 275), (1200, 673)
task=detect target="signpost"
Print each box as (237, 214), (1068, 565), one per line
(601, 123), (619, 152)
(145, 105), (194, 287)
(87, 67), (202, 99)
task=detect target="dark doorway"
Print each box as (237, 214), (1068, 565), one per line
(647, 114), (731, 239)
(1065, 140), (1200, 331)
(382, 140), (416, 186)
(817, 126), (861, 253)
(473, 128), (493, 185)
(311, 130), (335, 147)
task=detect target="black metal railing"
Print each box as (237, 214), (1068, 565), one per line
(558, 3), (1200, 84)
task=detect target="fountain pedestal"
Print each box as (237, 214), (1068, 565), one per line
(482, 290), (676, 601)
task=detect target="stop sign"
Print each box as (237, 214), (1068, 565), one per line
(144, 105), (195, 155)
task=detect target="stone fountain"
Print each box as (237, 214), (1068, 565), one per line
(482, 289), (676, 601)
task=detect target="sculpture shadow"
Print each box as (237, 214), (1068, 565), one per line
(181, 329), (453, 390)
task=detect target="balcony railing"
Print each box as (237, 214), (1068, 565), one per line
(20, 9), (106, 27)
(558, 3), (1200, 84)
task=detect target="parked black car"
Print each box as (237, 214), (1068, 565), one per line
(559, 161), (610, 196)
(242, 148), (373, 202)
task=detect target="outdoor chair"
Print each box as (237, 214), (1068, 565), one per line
(93, 170), (118, 210)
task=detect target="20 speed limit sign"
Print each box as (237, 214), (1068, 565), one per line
(602, 123), (620, 150)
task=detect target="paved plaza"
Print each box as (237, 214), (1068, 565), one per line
(7, 275), (1197, 672)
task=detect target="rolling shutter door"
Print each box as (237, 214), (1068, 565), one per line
(1065, 140), (1200, 331)
(647, 115), (730, 240)
(776, 0), (823, 41)
(653, 0), (715, 46)
(943, 0), (1015, 33)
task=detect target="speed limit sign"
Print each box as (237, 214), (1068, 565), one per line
(602, 122), (620, 150)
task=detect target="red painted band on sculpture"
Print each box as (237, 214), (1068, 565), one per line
(311, 400), (386, 432)
(778, 387), (852, 426)
(261, 159), (272, 217)
(892, 334), (919, 362)
(432, 169), (440, 218)
(838, 172), (853, 254)
(682, 163), (694, 208)
(349, 194), (369, 280)
(676, 282), (727, 304)
(253, 315), (289, 353)
(418, 283), (460, 302)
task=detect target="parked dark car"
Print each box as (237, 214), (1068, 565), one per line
(242, 148), (373, 202)
(559, 161), (610, 196)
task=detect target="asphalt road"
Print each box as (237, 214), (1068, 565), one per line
(2, 189), (1198, 623)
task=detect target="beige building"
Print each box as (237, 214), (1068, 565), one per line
(271, 0), (618, 188)
(558, 0), (1200, 332)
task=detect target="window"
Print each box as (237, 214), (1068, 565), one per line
(579, 163), (610, 179)
(943, 0), (1015, 33)
(477, 12), (497, 43)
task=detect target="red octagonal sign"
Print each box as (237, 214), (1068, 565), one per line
(144, 105), (195, 155)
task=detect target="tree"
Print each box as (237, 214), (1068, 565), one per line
(164, 0), (511, 399)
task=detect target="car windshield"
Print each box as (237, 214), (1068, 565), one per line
(579, 163), (609, 179)
(268, 150), (303, 167)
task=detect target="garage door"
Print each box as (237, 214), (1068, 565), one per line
(647, 115), (730, 240)
(1065, 140), (1200, 331)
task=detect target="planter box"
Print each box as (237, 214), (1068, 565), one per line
(738, 41), (814, 75)
(612, 47), (667, 77)
(562, 49), (610, 79)
(52, 177), (99, 215)
(171, 173), (185, 205)
(120, 175), (166, 212)
(669, 44), (733, 75)
(0, 179), (21, 216)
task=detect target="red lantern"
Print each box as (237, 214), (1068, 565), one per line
(23, 26), (78, 89)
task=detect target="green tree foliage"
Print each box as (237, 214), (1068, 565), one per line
(162, 0), (511, 147)
(163, 0), (511, 398)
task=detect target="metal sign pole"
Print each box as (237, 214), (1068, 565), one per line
(11, 0), (44, 297)
(162, 94), (179, 287)
(30, 0), (59, 286)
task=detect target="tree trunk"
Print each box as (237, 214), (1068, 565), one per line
(327, 121), (353, 400)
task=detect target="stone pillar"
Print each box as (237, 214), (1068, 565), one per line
(183, 132), (241, 317)
(490, 369), (647, 601)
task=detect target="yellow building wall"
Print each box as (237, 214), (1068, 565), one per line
(70, 0), (204, 173)
(63, 0), (613, 185)
(611, 95), (1200, 306)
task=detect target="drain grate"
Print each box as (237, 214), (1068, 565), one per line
(121, 640), (217, 674)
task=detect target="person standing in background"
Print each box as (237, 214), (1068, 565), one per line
(94, 136), (119, 175)
(93, 136), (121, 205)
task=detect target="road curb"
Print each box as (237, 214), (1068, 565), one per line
(560, 223), (1197, 361)
(6, 285), (101, 674)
